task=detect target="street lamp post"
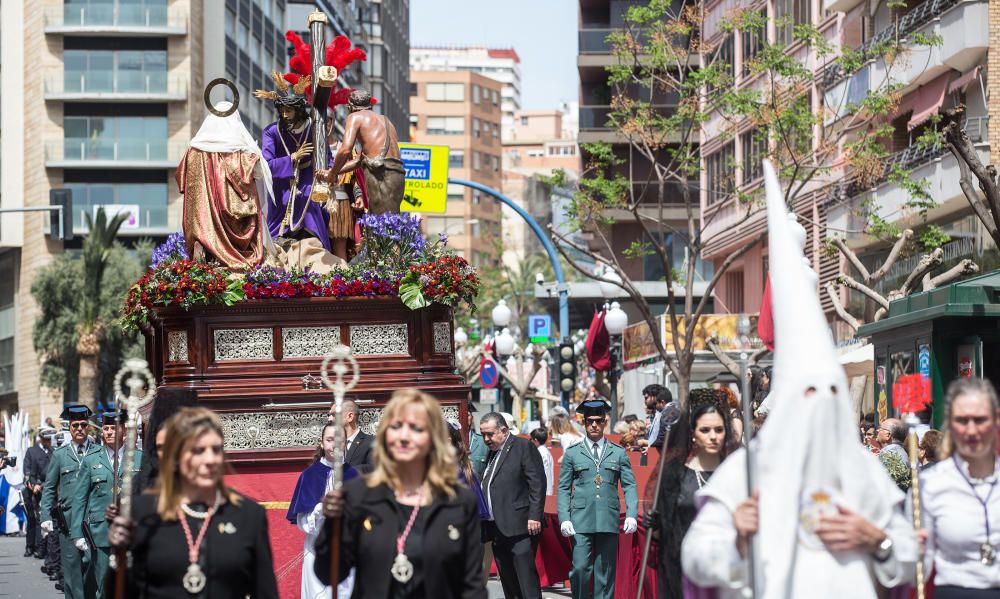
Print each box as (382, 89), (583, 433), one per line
(495, 327), (515, 413)
(604, 301), (628, 426)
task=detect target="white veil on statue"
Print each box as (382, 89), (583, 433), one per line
(190, 101), (276, 254)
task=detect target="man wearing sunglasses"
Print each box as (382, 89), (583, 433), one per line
(40, 404), (94, 598)
(557, 399), (639, 599)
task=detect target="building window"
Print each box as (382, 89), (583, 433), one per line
(741, 10), (765, 79)
(520, 116), (528, 125)
(426, 82), (465, 102)
(492, 123), (499, 139)
(448, 150), (465, 168)
(493, 90), (500, 105)
(776, 0), (811, 46)
(473, 190), (482, 205)
(63, 50), (168, 94)
(492, 155), (499, 172)
(472, 84), (480, 104)
(426, 216), (465, 237)
(0, 252), (14, 394)
(527, 149), (544, 157)
(63, 181), (169, 231)
(473, 151), (482, 170)
(741, 130), (767, 184)
(473, 118), (481, 138)
(706, 142), (735, 204)
(409, 82), (418, 96)
(426, 116), (465, 135)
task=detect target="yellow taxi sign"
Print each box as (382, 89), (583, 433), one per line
(399, 143), (449, 213)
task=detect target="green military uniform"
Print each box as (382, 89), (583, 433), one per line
(557, 401), (639, 599)
(41, 438), (94, 599)
(470, 429), (489, 479)
(69, 443), (142, 598)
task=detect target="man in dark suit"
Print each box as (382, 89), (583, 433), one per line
(332, 400), (374, 473)
(479, 412), (546, 599)
(23, 427), (55, 559)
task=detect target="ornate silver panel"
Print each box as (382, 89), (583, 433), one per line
(349, 324), (408, 356)
(167, 330), (188, 363)
(220, 405), (461, 450)
(282, 326), (342, 359)
(433, 321), (452, 354)
(213, 328), (273, 362)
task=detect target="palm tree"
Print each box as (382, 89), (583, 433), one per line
(76, 208), (130, 409)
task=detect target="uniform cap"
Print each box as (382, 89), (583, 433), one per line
(60, 404), (93, 422)
(577, 399), (611, 418)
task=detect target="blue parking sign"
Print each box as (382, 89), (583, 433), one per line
(401, 147), (431, 180)
(528, 314), (552, 343)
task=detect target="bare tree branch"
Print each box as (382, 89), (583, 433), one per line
(838, 274), (890, 310)
(924, 259), (980, 291)
(830, 237), (872, 281)
(706, 336), (741, 377)
(869, 229), (914, 282)
(825, 281), (859, 333)
(899, 248), (943, 296)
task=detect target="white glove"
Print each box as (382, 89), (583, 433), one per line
(560, 521), (576, 537)
(74, 538), (90, 553)
(41, 521), (53, 534)
(623, 517), (638, 534)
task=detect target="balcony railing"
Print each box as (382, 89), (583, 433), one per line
(45, 73), (186, 97)
(823, 0), (961, 87)
(829, 116), (988, 200)
(47, 139), (184, 164)
(580, 105), (678, 130)
(45, 5), (186, 30)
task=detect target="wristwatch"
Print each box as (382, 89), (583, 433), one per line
(873, 536), (893, 562)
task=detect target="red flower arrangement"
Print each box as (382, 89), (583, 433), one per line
(122, 259), (237, 332)
(399, 254), (480, 311)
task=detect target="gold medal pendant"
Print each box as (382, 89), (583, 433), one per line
(182, 563), (207, 594)
(391, 553), (414, 583)
(594, 473), (603, 488)
(980, 542), (996, 566)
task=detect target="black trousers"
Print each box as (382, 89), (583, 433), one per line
(22, 490), (40, 553)
(44, 531), (60, 572)
(935, 586), (1000, 599)
(490, 524), (542, 599)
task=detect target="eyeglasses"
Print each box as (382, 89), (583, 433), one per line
(70, 423), (88, 429)
(585, 418), (606, 426)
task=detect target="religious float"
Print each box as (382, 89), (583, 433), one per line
(119, 13), (475, 595)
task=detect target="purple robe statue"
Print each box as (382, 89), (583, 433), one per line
(261, 121), (332, 251)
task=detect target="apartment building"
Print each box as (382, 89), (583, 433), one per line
(501, 107), (581, 266)
(409, 70), (503, 266)
(410, 46), (522, 140)
(698, 0), (994, 332)
(577, 0), (708, 285)
(361, 0), (410, 141)
(0, 0), (373, 418)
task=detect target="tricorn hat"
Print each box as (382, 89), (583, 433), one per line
(577, 399), (611, 418)
(60, 404), (93, 422)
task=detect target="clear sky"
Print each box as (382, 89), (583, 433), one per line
(409, 0), (579, 110)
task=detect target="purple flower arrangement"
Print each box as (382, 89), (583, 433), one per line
(149, 232), (189, 269)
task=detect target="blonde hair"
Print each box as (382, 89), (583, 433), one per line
(939, 378), (1000, 459)
(368, 389), (458, 498)
(157, 407), (241, 520)
(549, 412), (580, 437)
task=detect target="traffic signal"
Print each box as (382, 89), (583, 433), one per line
(558, 342), (576, 394)
(49, 189), (74, 242)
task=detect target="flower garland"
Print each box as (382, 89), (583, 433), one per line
(122, 259), (240, 332)
(399, 254), (480, 311)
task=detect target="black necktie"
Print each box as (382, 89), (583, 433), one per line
(592, 442), (600, 462)
(77, 445), (84, 457)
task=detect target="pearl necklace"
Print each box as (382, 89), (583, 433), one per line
(180, 491), (223, 519)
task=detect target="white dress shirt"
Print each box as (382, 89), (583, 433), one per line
(537, 444), (554, 496)
(921, 455), (1000, 589)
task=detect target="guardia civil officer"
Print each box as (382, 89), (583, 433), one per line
(70, 409), (141, 598)
(557, 399), (639, 599)
(41, 405), (95, 599)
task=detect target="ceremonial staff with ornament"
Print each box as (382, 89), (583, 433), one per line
(110, 359), (156, 599)
(893, 373), (933, 599)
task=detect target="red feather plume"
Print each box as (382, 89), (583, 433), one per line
(286, 31), (313, 77)
(325, 35), (367, 72)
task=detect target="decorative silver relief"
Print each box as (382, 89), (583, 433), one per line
(349, 324), (408, 356)
(213, 328), (273, 362)
(220, 405), (461, 450)
(282, 326), (342, 359)
(432, 322), (452, 354)
(167, 330), (188, 363)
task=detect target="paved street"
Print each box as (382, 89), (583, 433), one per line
(0, 534), (61, 598)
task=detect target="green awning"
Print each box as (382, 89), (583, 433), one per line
(857, 270), (1000, 336)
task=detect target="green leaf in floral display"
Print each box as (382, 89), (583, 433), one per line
(399, 281), (431, 310)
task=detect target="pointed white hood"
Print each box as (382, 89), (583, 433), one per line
(692, 161), (905, 598)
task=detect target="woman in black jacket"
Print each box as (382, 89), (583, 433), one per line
(315, 389), (486, 599)
(653, 390), (739, 599)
